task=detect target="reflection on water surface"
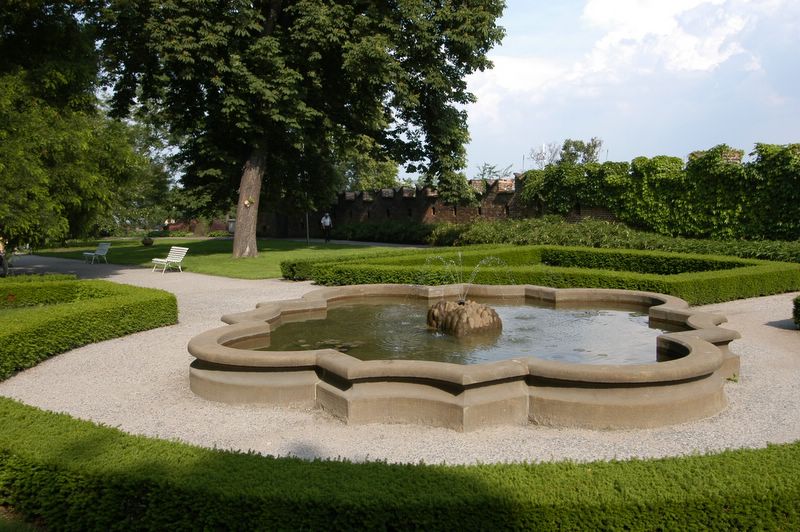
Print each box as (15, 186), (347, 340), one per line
(260, 299), (680, 365)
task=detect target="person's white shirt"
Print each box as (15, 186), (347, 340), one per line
(321, 214), (332, 227)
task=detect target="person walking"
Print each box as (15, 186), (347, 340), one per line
(320, 212), (333, 243)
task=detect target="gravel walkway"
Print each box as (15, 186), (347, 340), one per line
(2, 255), (798, 465)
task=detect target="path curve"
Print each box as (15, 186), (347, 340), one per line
(1, 255), (798, 465)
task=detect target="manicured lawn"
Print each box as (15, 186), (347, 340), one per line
(36, 238), (397, 279)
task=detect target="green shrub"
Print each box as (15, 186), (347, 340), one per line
(0, 279), (177, 379)
(538, 247), (747, 274)
(40, 239), (100, 249)
(280, 248), (419, 280)
(424, 222), (463, 246)
(148, 230), (194, 237)
(331, 220), (434, 244)
(0, 279), (117, 308)
(517, 143), (800, 240)
(0, 273), (75, 284)
(794, 295), (800, 329)
(2, 255), (799, 528)
(427, 218), (800, 263)
(289, 245), (800, 305)
(207, 230), (232, 237)
(1, 398), (799, 530)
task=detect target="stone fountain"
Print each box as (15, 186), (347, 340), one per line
(426, 299), (502, 337)
(188, 284), (741, 431)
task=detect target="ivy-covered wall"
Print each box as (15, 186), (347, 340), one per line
(520, 143), (800, 240)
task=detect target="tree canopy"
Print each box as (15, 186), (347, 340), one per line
(99, 0), (506, 256)
(0, 1), (171, 258)
(560, 137), (603, 165)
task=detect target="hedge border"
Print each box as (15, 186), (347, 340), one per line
(0, 278), (178, 379)
(427, 218), (800, 263)
(282, 245), (800, 305)
(794, 295), (800, 329)
(1, 398), (799, 530)
(2, 264), (799, 528)
(0, 273), (75, 284)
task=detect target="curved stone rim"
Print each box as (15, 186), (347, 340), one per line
(187, 284), (742, 430)
(188, 284), (740, 386)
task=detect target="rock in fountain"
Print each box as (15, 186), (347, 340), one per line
(426, 300), (502, 337)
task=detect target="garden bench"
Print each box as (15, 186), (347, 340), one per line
(83, 242), (111, 264)
(151, 246), (189, 273)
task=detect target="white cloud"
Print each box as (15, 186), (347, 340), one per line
(467, 56), (567, 125)
(579, 0), (754, 74)
(467, 0), (778, 126)
(481, 56), (568, 93)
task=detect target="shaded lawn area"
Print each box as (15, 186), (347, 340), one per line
(36, 238), (394, 279)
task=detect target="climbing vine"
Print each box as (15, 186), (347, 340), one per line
(520, 143), (800, 240)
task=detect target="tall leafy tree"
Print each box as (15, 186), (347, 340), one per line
(0, 1), (102, 253)
(0, 1), (171, 263)
(99, 0), (505, 257)
(0, 71), (170, 251)
(560, 137), (603, 165)
(334, 135), (399, 191)
(0, 1), (98, 110)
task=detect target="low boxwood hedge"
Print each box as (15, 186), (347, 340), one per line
(2, 262), (799, 529)
(1, 397), (799, 530)
(283, 245), (800, 305)
(0, 273), (75, 283)
(794, 295), (800, 329)
(0, 278), (177, 379)
(428, 218), (800, 263)
(0, 279), (119, 308)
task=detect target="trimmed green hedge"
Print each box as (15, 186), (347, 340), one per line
(1, 397), (799, 530)
(0, 279), (118, 308)
(794, 295), (800, 329)
(538, 247), (745, 274)
(428, 218), (800, 263)
(331, 220), (435, 244)
(0, 278), (177, 379)
(2, 260), (799, 528)
(0, 273), (75, 283)
(283, 245), (800, 305)
(281, 247), (423, 281)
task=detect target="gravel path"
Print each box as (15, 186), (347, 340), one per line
(2, 255), (798, 465)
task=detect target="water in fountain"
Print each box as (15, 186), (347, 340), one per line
(259, 298), (681, 365)
(416, 252), (515, 336)
(421, 251), (515, 302)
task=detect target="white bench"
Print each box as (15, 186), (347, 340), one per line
(151, 246), (189, 273)
(83, 242), (111, 264)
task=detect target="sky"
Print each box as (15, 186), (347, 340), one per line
(462, 0), (800, 175)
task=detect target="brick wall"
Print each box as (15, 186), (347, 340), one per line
(256, 176), (614, 239)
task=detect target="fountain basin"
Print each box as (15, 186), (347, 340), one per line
(188, 284), (740, 431)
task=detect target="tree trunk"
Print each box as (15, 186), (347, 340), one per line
(232, 146), (268, 258)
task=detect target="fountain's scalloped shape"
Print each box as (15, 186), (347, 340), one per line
(188, 284), (741, 432)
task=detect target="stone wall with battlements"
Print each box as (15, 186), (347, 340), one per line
(256, 175), (615, 239)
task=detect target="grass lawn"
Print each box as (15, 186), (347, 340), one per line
(35, 238), (397, 279)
